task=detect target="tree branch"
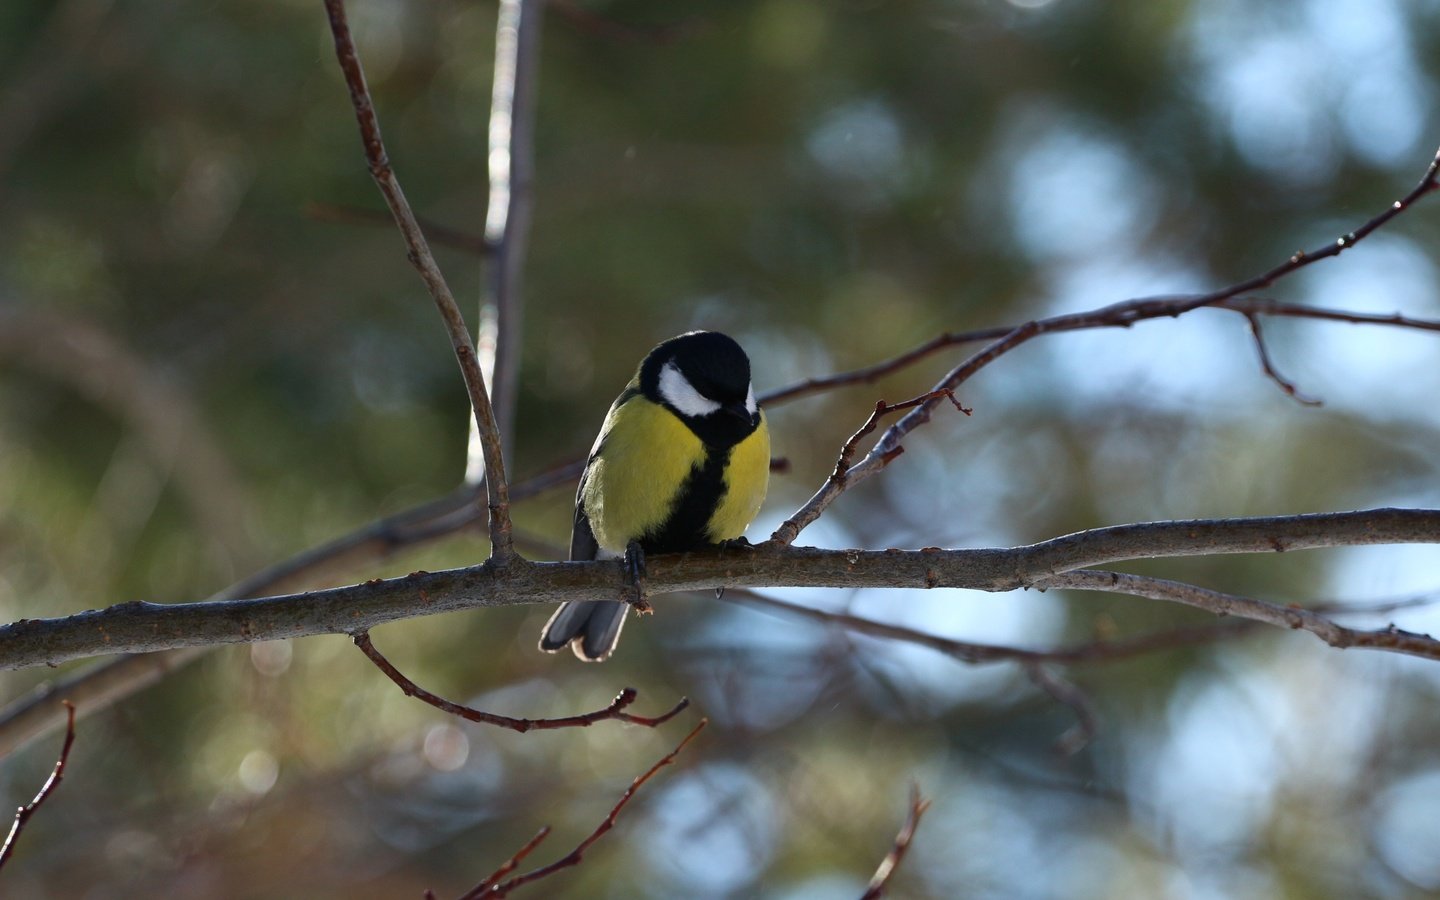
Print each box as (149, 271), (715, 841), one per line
(3, 509), (1440, 670)
(458, 719), (707, 898)
(1040, 568), (1440, 658)
(721, 589), (1257, 666)
(353, 631), (687, 731)
(0, 702), (75, 870)
(772, 142), (1440, 543)
(860, 785), (931, 900)
(322, 0), (515, 561)
(482, 0), (541, 456)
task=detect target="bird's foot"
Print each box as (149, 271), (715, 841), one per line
(624, 540), (652, 615)
(713, 536), (754, 600)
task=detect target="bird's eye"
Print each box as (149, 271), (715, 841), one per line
(658, 362), (722, 417)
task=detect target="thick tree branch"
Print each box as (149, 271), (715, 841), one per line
(322, 0), (515, 560)
(3, 509), (1439, 671)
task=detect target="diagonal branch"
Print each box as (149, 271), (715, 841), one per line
(772, 143), (1440, 543)
(459, 719), (708, 898)
(1243, 312), (1322, 406)
(0, 701), (76, 870)
(721, 589), (1256, 666)
(353, 631), (687, 731)
(1039, 568), (1440, 658)
(322, 0), (515, 561)
(860, 785), (931, 900)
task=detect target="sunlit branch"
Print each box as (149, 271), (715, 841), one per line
(321, 0), (515, 560)
(860, 785), (931, 900)
(468, 0), (542, 476)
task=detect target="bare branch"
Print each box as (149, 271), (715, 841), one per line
(303, 201), (492, 256)
(4, 509), (1440, 670)
(1023, 664), (1098, 756)
(1041, 569), (1440, 659)
(461, 719), (708, 898)
(860, 785), (931, 900)
(321, 0), (515, 561)
(353, 631), (687, 731)
(468, 0), (543, 475)
(469, 825), (552, 895)
(771, 143), (1440, 543)
(722, 587), (1257, 665)
(1243, 312), (1322, 406)
(758, 296), (1440, 409)
(0, 702), (76, 870)
(0, 461), (585, 760)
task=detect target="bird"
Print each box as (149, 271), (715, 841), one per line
(539, 331), (770, 661)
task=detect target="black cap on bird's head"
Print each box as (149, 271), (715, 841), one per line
(639, 331), (760, 446)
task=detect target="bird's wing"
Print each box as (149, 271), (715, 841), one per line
(570, 480), (599, 561)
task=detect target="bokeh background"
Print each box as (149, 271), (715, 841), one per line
(3, 0), (1440, 897)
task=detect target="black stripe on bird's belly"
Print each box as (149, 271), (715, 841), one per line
(640, 444), (731, 553)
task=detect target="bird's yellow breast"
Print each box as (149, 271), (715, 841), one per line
(708, 411), (769, 541)
(581, 398), (769, 554)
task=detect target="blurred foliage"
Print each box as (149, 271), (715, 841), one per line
(2, 0), (1440, 897)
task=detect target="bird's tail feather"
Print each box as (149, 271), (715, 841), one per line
(538, 600), (627, 662)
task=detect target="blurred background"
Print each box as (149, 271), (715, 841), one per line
(2, 0), (1440, 897)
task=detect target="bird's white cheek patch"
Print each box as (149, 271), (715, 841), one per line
(659, 361), (721, 417)
(745, 383), (757, 415)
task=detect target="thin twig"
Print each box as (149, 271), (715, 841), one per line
(468, 825), (552, 894)
(720, 588), (1257, 666)
(322, 0), (515, 561)
(353, 631), (687, 731)
(463, 719), (708, 899)
(823, 390), (969, 491)
(1041, 569), (1440, 659)
(757, 296), (1440, 408)
(1023, 663), (1098, 756)
(860, 785), (931, 900)
(0, 702), (76, 870)
(1243, 312), (1322, 406)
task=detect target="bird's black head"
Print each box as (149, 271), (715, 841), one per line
(639, 331), (760, 447)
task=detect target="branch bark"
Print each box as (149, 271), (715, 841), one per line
(3, 508), (1439, 671)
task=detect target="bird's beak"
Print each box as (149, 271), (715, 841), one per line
(722, 401), (753, 425)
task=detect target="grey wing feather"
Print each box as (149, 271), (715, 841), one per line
(538, 461), (627, 661)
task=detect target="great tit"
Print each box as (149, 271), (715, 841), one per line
(539, 331), (770, 661)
